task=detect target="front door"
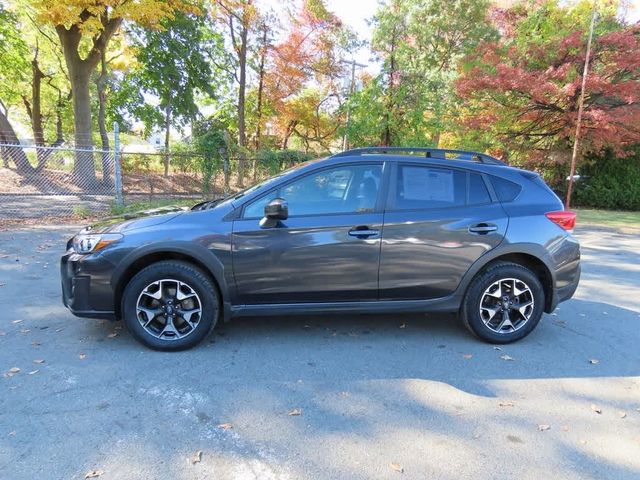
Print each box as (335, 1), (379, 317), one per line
(232, 163), (385, 304)
(379, 163), (507, 300)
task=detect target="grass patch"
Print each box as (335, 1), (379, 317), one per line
(575, 208), (640, 229)
(110, 197), (204, 216)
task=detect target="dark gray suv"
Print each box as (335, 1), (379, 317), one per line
(61, 147), (580, 350)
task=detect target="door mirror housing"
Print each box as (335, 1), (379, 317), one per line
(260, 198), (288, 228)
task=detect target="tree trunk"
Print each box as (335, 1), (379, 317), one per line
(163, 103), (172, 177)
(97, 50), (113, 187)
(69, 62), (97, 186)
(253, 26), (268, 181)
(56, 17), (122, 188)
(236, 22), (248, 188)
(382, 25), (399, 147)
(0, 108), (35, 175)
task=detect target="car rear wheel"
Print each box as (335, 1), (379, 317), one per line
(461, 262), (544, 344)
(122, 260), (219, 351)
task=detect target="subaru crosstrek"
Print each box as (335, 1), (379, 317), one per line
(61, 147), (581, 351)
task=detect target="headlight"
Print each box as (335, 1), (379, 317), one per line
(72, 233), (123, 254)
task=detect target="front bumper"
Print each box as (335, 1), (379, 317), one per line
(61, 250), (117, 320)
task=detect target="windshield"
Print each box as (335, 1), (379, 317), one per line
(202, 158), (321, 209)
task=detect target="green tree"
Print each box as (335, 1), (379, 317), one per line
(131, 11), (218, 176)
(33, 0), (195, 185)
(347, 0), (495, 147)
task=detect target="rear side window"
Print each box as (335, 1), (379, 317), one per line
(468, 173), (491, 205)
(396, 165), (466, 209)
(490, 176), (522, 202)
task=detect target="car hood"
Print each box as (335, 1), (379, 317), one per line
(82, 206), (189, 234)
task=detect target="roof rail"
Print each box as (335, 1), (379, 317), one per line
(331, 147), (505, 165)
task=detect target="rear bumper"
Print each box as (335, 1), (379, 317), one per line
(61, 251), (117, 320)
(556, 263), (580, 304)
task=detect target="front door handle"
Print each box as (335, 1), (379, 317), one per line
(348, 226), (379, 238)
(468, 223), (498, 234)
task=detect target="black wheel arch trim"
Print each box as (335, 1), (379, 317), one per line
(453, 243), (558, 313)
(110, 241), (233, 321)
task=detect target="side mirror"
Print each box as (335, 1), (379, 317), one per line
(260, 198), (288, 228)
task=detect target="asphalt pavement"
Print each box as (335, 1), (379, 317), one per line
(0, 224), (638, 479)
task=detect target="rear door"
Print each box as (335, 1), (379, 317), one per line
(232, 162), (386, 304)
(379, 162), (507, 300)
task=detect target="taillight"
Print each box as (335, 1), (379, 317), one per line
(545, 210), (576, 230)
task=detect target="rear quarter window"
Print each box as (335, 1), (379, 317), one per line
(490, 176), (522, 202)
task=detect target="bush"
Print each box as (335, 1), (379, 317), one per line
(574, 149), (640, 210)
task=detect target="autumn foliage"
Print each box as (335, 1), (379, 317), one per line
(457, 11), (640, 162)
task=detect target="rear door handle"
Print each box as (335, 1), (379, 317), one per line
(468, 223), (498, 234)
(348, 226), (379, 238)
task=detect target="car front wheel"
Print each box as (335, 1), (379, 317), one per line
(461, 262), (545, 344)
(122, 260), (219, 351)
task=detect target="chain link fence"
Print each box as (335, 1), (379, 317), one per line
(0, 142), (309, 221)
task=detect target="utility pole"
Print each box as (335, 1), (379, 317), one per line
(341, 59), (367, 151)
(566, 2), (597, 209)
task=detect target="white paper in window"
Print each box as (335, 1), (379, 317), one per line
(403, 167), (454, 202)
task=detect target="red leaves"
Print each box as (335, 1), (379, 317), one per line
(456, 14), (640, 158)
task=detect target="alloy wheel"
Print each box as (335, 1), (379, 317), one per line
(136, 279), (202, 340)
(479, 277), (534, 334)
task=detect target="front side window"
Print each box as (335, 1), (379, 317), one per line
(395, 165), (466, 210)
(242, 164), (382, 218)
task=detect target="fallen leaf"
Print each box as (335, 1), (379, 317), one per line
(8, 431), (16, 436)
(553, 319), (566, 326)
(499, 401), (515, 407)
(85, 470), (104, 479)
(217, 423), (233, 430)
(561, 426), (569, 432)
(31, 341), (41, 346)
(589, 359), (599, 365)
(463, 354), (473, 359)
(390, 462), (404, 473)
(20, 329), (31, 334)
(0, 283), (5, 287)
(28, 370), (39, 375)
(500, 354), (514, 361)
(399, 323), (406, 329)
(288, 408), (302, 416)
(8, 367), (20, 374)
(190, 450), (202, 464)
(107, 332), (118, 339)
(591, 404), (602, 414)
(55, 328), (64, 333)
(33, 359), (45, 364)
(493, 346), (502, 351)
(538, 424), (551, 431)
(79, 353), (87, 360)
(618, 411), (627, 418)
(12, 320), (23, 324)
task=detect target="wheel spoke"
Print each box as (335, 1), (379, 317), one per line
(176, 288), (197, 301)
(159, 316), (181, 339)
(496, 309), (514, 332)
(178, 307), (201, 327)
(515, 299), (533, 317)
(487, 281), (502, 298)
(481, 305), (501, 324)
(138, 306), (163, 327)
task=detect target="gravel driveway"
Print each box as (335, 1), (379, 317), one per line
(0, 224), (638, 479)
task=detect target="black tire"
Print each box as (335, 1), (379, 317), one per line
(122, 260), (219, 351)
(461, 262), (545, 344)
